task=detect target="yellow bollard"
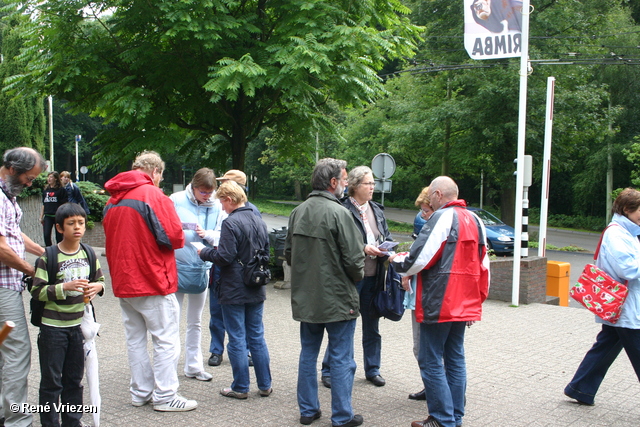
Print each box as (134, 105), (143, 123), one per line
(547, 261), (570, 307)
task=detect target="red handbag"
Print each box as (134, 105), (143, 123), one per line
(570, 225), (629, 324)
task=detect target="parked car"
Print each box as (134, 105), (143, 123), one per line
(467, 207), (515, 255)
(412, 206), (514, 255)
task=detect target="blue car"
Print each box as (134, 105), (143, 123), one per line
(412, 207), (514, 255)
(467, 207), (515, 254)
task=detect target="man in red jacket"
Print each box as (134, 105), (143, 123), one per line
(103, 151), (196, 412)
(391, 176), (490, 427)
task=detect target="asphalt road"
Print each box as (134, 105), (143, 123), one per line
(262, 206), (601, 309)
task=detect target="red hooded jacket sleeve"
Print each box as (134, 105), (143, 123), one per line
(103, 170), (185, 298)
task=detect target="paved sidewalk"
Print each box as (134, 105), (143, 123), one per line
(18, 249), (639, 427)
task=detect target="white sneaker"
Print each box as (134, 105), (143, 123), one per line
(131, 397), (151, 407)
(186, 371), (213, 382)
(153, 395), (198, 412)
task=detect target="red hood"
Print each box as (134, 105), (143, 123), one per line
(105, 170), (154, 204)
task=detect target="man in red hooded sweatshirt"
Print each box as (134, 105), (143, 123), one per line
(103, 151), (196, 412)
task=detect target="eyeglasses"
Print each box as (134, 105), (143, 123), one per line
(196, 189), (214, 196)
(361, 182), (376, 187)
(24, 175), (37, 183)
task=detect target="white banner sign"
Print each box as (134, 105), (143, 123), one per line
(464, 0), (523, 59)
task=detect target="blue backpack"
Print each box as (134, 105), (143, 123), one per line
(372, 261), (405, 321)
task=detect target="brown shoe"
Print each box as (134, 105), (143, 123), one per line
(220, 387), (248, 399)
(258, 387), (273, 397)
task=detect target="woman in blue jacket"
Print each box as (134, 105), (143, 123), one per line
(170, 168), (220, 382)
(565, 188), (640, 405)
(199, 180), (272, 399)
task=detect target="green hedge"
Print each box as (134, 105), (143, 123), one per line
(528, 208), (605, 232)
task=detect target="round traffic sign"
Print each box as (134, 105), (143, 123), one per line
(371, 153), (396, 179)
(80, 166), (88, 174)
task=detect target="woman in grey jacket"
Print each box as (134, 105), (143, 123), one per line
(320, 166), (392, 388)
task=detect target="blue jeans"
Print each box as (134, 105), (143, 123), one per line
(208, 265), (226, 355)
(37, 325), (84, 427)
(298, 320), (357, 426)
(220, 302), (271, 392)
(565, 324), (640, 405)
(419, 322), (467, 427)
(321, 277), (380, 378)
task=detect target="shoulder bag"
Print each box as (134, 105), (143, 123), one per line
(570, 225), (629, 324)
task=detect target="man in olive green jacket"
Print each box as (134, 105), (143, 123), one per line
(285, 158), (365, 427)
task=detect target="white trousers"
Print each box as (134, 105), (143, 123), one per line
(119, 294), (181, 405)
(0, 288), (32, 427)
(175, 291), (207, 375)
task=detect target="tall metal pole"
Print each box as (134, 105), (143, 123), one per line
(48, 96), (54, 171)
(75, 135), (81, 182)
(511, 0), (531, 307)
(539, 77), (555, 258)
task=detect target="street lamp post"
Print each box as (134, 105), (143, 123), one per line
(75, 135), (81, 182)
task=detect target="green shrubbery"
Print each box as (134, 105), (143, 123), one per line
(528, 208), (605, 232)
(76, 181), (110, 222)
(18, 174), (109, 223)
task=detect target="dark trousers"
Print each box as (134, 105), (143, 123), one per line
(43, 216), (62, 247)
(38, 325), (84, 427)
(565, 324), (640, 405)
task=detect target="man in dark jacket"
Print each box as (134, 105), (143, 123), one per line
(103, 151), (196, 412)
(285, 158), (365, 427)
(391, 176), (490, 427)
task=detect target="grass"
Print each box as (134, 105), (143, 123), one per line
(252, 200), (297, 217)
(528, 241), (586, 252)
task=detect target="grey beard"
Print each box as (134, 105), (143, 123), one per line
(4, 174), (25, 197)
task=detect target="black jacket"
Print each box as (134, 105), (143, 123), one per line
(200, 206), (269, 304)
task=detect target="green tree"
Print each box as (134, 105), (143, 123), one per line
(0, 2), (45, 153)
(6, 0), (421, 170)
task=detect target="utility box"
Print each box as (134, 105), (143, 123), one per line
(547, 261), (570, 307)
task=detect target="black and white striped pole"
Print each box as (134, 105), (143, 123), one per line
(514, 155), (533, 258)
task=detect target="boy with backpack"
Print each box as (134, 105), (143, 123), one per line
(30, 202), (104, 427)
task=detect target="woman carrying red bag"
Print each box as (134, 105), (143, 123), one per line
(565, 188), (640, 405)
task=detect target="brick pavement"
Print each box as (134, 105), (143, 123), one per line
(17, 249), (640, 427)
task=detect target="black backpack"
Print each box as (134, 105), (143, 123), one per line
(23, 243), (97, 327)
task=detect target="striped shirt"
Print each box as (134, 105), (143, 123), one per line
(0, 178), (26, 292)
(31, 246), (104, 327)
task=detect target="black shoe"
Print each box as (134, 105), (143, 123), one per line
(248, 354), (254, 367)
(564, 390), (594, 406)
(300, 410), (321, 425)
(411, 416), (445, 427)
(321, 375), (331, 388)
(408, 388), (426, 400)
(208, 353), (222, 366)
(333, 414), (363, 427)
(366, 374), (386, 387)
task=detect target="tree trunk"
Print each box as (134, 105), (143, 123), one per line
(294, 180), (302, 201)
(230, 129), (247, 170)
(500, 184), (516, 227)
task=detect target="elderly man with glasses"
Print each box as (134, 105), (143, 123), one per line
(390, 176), (490, 427)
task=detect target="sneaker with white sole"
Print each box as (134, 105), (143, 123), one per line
(131, 398), (151, 407)
(186, 371), (213, 381)
(153, 395), (198, 412)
